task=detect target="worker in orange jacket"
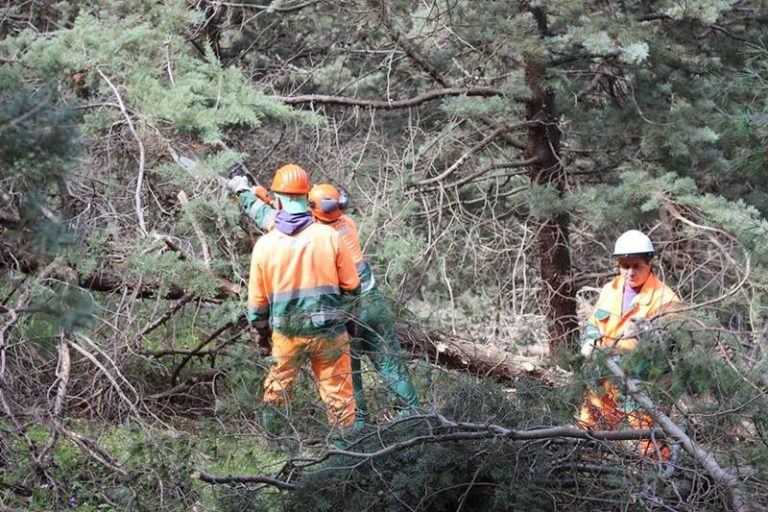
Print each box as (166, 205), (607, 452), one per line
(307, 184), (419, 426)
(246, 165), (361, 429)
(579, 229), (681, 460)
(227, 176), (420, 426)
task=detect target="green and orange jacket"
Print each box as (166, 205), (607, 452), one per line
(247, 220), (361, 337)
(582, 273), (681, 353)
(239, 190), (376, 293)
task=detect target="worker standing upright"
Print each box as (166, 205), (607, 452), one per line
(307, 184), (420, 426)
(228, 175), (420, 426)
(245, 165), (360, 429)
(579, 229), (681, 459)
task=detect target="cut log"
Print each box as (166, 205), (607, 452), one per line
(396, 320), (570, 386)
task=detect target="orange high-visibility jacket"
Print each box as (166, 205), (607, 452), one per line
(327, 215), (377, 293)
(241, 191), (377, 294)
(583, 273), (681, 352)
(248, 222), (361, 336)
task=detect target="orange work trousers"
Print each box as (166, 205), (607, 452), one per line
(263, 331), (356, 428)
(579, 380), (670, 461)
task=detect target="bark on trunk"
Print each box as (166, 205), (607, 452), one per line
(396, 320), (569, 386)
(523, 58), (578, 355)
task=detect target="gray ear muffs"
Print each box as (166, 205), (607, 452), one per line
(319, 198), (340, 213)
(317, 192), (349, 213)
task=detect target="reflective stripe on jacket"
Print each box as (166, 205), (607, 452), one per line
(583, 273), (680, 352)
(248, 222), (361, 336)
(238, 189), (276, 231)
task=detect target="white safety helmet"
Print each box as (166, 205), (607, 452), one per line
(613, 230), (655, 259)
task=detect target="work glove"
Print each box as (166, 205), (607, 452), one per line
(226, 175), (250, 194)
(249, 324), (272, 356)
(256, 333), (272, 356)
(580, 340), (596, 359)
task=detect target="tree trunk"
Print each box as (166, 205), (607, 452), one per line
(523, 57), (578, 355)
(396, 320), (569, 386)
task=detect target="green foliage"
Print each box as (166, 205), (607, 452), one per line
(0, 83), (81, 253)
(0, 1), (312, 145)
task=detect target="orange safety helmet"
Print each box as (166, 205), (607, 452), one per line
(271, 164), (311, 195)
(308, 183), (349, 222)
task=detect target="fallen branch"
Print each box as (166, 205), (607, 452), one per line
(603, 356), (749, 511)
(192, 470), (297, 490)
(59, 427), (128, 476)
(194, 414), (667, 490)
(270, 87), (504, 110)
(397, 320), (569, 386)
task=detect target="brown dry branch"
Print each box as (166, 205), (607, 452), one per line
(192, 469), (298, 490)
(397, 320), (568, 386)
(36, 333), (72, 467)
(271, 86), (508, 109)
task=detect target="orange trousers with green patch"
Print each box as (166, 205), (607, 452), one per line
(579, 380), (670, 461)
(263, 331), (356, 428)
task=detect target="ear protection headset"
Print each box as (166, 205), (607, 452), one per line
(315, 190), (349, 213)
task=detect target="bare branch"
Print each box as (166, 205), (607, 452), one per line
(411, 125), (530, 187)
(603, 357), (750, 511)
(271, 86), (506, 110)
(192, 469), (297, 490)
(97, 68), (148, 237)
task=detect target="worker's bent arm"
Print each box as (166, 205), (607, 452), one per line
(238, 189), (276, 231)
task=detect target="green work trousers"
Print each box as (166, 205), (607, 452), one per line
(350, 287), (419, 425)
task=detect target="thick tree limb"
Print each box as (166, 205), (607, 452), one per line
(397, 320), (570, 386)
(192, 470), (297, 490)
(194, 414), (667, 490)
(603, 357), (749, 511)
(271, 86), (504, 110)
(328, 422), (666, 460)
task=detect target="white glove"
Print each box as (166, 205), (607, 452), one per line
(580, 341), (595, 359)
(226, 175), (250, 194)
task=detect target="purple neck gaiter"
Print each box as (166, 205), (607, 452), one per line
(273, 211), (314, 235)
